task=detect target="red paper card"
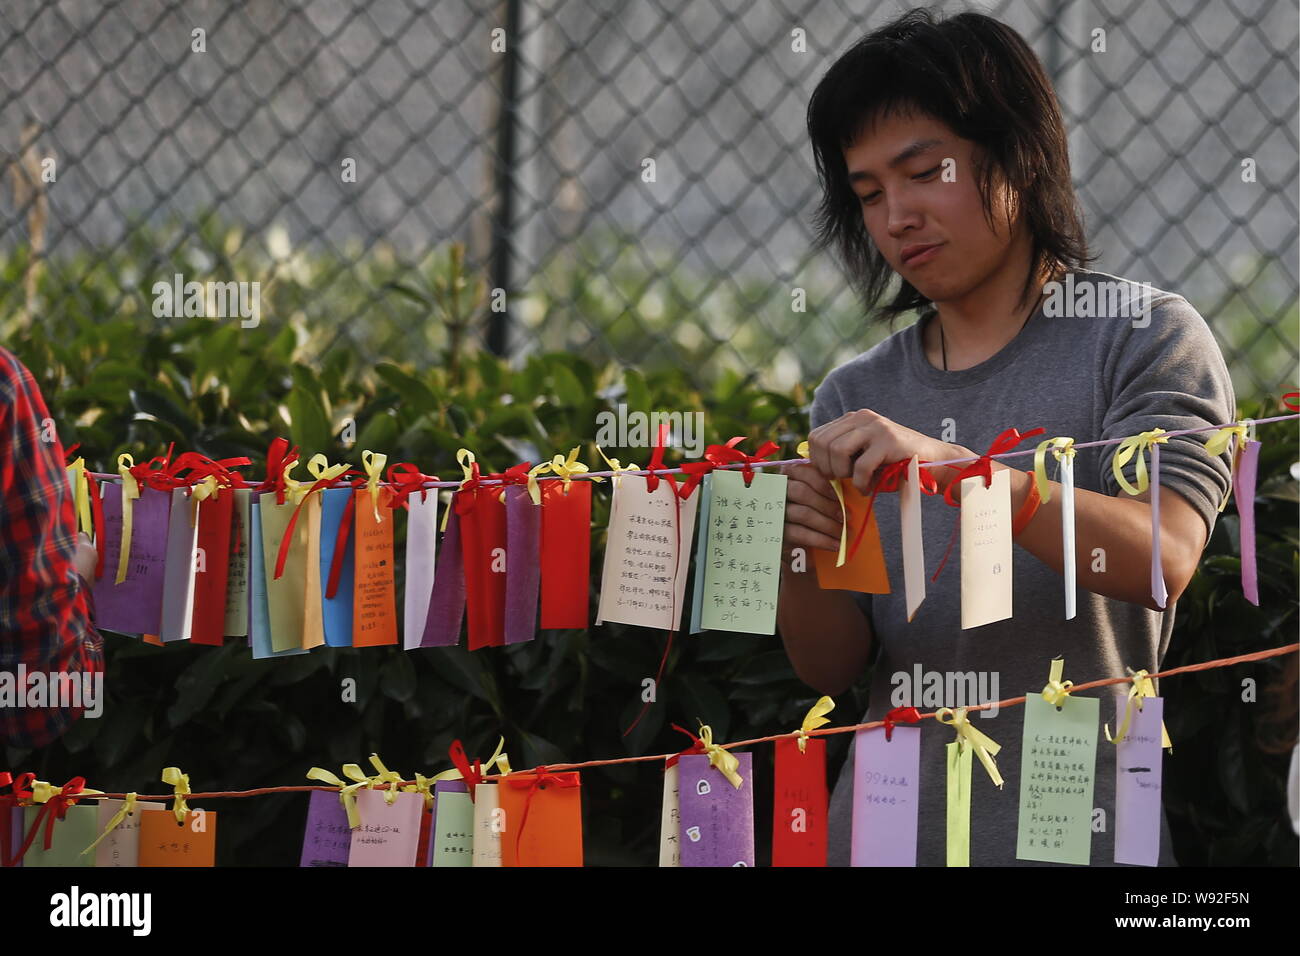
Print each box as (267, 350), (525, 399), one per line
(190, 490), (233, 645)
(772, 735), (828, 867)
(539, 480), (591, 629)
(460, 487), (507, 650)
(352, 487), (399, 647)
(498, 772), (583, 867)
(137, 810), (217, 867)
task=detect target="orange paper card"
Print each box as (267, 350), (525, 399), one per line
(352, 486), (399, 647)
(497, 772), (583, 867)
(137, 810), (216, 867)
(813, 479), (890, 593)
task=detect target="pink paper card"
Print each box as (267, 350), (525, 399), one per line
(347, 790), (424, 867)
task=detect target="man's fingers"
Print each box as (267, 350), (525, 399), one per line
(785, 500), (843, 542)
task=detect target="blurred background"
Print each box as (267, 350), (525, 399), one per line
(1, 0), (1296, 867)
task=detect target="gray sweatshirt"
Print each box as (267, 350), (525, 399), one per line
(807, 269), (1236, 866)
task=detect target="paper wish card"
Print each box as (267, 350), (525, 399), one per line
(189, 488), (233, 646)
(259, 493), (310, 652)
(503, 485), (542, 645)
(347, 790), (423, 867)
(1015, 692), (1099, 865)
(95, 799), (166, 868)
(498, 771), (583, 866)
(93, 482), (170, 636)
(812, 479), (890, 593)
(699, 469), (786, 635)
(596, 477), (699, 632)
(159, 487), (200, 642)
(22, 805), (98, 867)
(676, 752), (755, 867)
(1114, 696), (1165, 867)
(539, 478), (592, 629)
(137, 810), (217, 867)
(430, 780), (473, 867)
(900, 455), (926, 622)
(772, 735), (827, 867)
(471, 783), (502, 867)
(248, 498), (307, 660)
(222, 489), (251, 638)
(959, 468), (1013, 629)
(352, 486), (398, 647)
(850, 726), (921, 867)
(421, 502), (466, 647)
(300, 789), (352, 867)
(320, 486), (355, 647)
(659, 762), (681, 867)
(402, 491), (440, 650)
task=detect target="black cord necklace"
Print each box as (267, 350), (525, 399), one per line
(938, 299), (1039, 371)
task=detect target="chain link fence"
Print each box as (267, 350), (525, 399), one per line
(2, 0), (1296, 398)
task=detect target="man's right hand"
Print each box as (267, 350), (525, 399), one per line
(778, 459), (844, 565)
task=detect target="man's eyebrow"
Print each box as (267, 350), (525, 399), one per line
(847, 138), (943, 183)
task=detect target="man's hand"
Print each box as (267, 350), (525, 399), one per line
(805, 408), (968, 497)
(72, 531), (97, 582)
(778, 458), (844, 565)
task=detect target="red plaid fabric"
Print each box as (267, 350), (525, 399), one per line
(0, 347), (103, 750)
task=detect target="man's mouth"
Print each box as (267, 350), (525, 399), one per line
(901, 243), (942, 266)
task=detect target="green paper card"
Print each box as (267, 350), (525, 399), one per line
(699, 470), (787, 634)
(23, 805), (98, 867)
(946, 741), (972, 867)
(1016, 693), (1099, 865)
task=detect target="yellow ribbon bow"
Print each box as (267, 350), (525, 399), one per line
(1032, 437), (1076, 504)
(404, 773), (436, 811)
(1105, 669), (1173, 750)
(440, 448), (478, 532)
(32, 779), (104, 805)
(1205, 420), (1254, 513)
(1112, 428), (1169, 496)
(367, 753), (404, 806)
(81, 792), (138, 857)
(361, 450), (388, 522)
(66, 456), (93, 535)
(697, 723), (743, 790)
(281, 456), (309, 506)
(936, 708), (1003, 788)
(161, 767), (191, 825)
(798, 440), (848, 567)
(116, 453), (141, 584)
(306, 763), (374, 829)
(593, 443), (642, 490)
(795, 696), (835, 753)
(541, 446), (604, 497)
(1041, 657), (1074, 709)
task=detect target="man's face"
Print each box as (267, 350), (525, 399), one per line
(843, 109), (1022, 301)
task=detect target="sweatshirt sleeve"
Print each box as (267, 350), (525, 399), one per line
(1094, 292), (1237, 540)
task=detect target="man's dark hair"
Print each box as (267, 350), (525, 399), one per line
(807, 6), (1093, 327)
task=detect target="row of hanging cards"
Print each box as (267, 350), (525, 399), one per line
(88, 475), (596, 651)
(300, 775), (584, 867)
(1, 801), (215, 868)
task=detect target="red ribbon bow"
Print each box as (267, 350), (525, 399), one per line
(882, 706), (922, 742)
(504, 766), (580, 864)
(385, 463), (441, 510)
(931, 427), (1044, 583)
(1283, 391), (1299, 412)
(841, 458), (943, 563)
(664, 724), (708, 768)
(448, 739), (484, 801)
(678, 437), (780, 498)
(255, 437), (301, 504)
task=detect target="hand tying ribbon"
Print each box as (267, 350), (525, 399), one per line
(504, 766), (581, 864)
(936, 708), (1003, 788)
(1041, 657), (1073, 709)
(882, 706), (921, 742)
(795, 696), (835, 753)
(797, 439), (849, 566)
(1105, 668), (1173, 751)
(1111, 428), (1169, 496)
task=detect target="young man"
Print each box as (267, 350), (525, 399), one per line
(779, 9), (1235, 865)
(1, 346), (103, 750)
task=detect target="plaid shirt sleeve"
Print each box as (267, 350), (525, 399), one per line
(0, 347), (104, 751)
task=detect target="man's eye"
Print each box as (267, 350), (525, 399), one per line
(861, 167), (941, 205)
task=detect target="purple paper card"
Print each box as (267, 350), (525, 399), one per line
(504, 486), (541, 645)
(1114, 696), (1165, 867)
(300, 789), (351, 867)
(422, 505), (466, 647)
(92, 483), (170, 635)
(1235, 440), (1261, 606)
(851, 726), (921, 867)
(677, 752), (755, 867)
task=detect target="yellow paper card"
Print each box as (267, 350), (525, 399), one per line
(259, 493), (309, 652)
(959, 468), (1012, 629)
(302, 492), (325, 649)
(813, 479), (890, 593)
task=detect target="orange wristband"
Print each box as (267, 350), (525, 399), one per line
(1011, 469), (1041, 538)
